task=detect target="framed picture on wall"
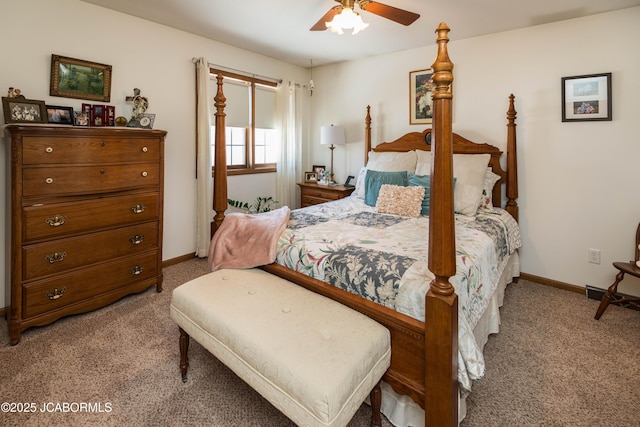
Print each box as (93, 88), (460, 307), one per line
(409, 69), (434, 125)
(561, 73), (612, 122)
(50, 54), (112, 102)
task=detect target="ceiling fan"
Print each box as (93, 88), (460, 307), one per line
(311, 0), (420, 33)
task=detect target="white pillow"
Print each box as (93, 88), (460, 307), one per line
(478, 168), (501, 212)
(414, 150), (432, 175)
(367, 150), (417, 174)
(355, 151), (418, 199)
(453, 154), (491, 216)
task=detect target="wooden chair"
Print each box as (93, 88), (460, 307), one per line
(594, 222), (640, 319)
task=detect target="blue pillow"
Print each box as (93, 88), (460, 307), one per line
(364, 170), (409, 206)
(409, 173), (431, 215)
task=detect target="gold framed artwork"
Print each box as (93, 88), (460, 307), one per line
(50, 54), (112, 102)
(304, 171), (318, 183)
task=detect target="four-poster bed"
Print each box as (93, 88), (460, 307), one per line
(208, 23), (519, 426)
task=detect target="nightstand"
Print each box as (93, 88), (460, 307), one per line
(298, 182), (355, 207)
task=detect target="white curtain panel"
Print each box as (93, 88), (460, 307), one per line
(275, 82), (305, 209)
(195, 57), (213, 257)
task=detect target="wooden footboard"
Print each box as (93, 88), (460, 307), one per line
(260, 262), (428, 406)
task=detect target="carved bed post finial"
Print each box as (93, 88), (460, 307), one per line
(426, 21), (458, 427)
(212, 74), (228, 236)
(505, 94), (519, 222)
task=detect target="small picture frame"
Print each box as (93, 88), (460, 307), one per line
(304, 171), (318, 183)
(312, 165), (325, 175)
(91, 104), (104, 126)
(46, 105), (74, 125)
(138, 113), (155, 129)
(2, 97), (47, 124)
(344, 175), (355, 187)
(74, 111), (89, 126)
(50, 54), (112, 102)
(105, 105), (116, 126)
(561, 73), (612, 122)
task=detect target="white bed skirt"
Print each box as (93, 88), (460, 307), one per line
(379, 251), (521, 426)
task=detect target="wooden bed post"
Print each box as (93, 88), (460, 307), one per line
(364, 105), (372, 164)
(505, 94), (519, 222)
(425, 22), (458, 427)
(212, 74), (228, 236)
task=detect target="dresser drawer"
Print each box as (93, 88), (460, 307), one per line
(22, 136), (160, 165)
(22, 251), (158, 318)
(23, 163), (160, 197)
(23, 193), (159, 242)
(23, 222), (159, 280)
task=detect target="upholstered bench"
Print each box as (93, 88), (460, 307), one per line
(170, 268), (391, 427)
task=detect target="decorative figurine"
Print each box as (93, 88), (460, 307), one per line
(125, 88), (149, 126)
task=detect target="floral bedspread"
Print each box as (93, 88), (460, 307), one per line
(275, 195), (522, 391)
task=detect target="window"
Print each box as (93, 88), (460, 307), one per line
(210, 68), (279, 175)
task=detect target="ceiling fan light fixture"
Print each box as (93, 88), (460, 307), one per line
(326, 7), (369, 35)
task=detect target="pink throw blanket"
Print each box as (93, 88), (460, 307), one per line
(208, 206), (290, 271)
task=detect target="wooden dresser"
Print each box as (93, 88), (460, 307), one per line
(297, 182), (355, 207)
(4, 125), (166, 344)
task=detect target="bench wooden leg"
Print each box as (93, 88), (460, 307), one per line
(370, 380), (382, 427)
(179, 327), (190, 383)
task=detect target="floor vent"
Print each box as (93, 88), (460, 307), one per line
(586, 285), (640, 312)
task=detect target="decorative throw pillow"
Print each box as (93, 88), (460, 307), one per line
(408, 173), (431, 216)
(376, 184), (424, 218)
(364, 170), (409, 206)
(478, 168), (501, 212)
(354, 166), (368, 199)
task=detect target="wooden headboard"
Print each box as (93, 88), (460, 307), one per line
(363, 96), (518, 220)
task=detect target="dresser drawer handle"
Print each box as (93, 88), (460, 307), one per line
(45, 251), (67, 264)
(45, 177), (54, 184)
(45, 214), (67, 227)
(130, 265), (144, 275)
(130, 234), (144, 245)
(142, 146), (148, 153)
(131, 204), (146, 214)
(141, 171), (148, 177)
(46, 287), (66, 301)
(45, 146), (53, 153)
(100, 141), (106, 147)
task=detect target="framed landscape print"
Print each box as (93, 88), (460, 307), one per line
(561, 73), (612, 122)
(50, 54), (112, 102)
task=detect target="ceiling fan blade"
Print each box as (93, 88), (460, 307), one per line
(310, 6), (342, 31)
(358, 1), (420, 26)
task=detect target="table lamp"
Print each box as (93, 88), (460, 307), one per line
(320, 124), (346, 184)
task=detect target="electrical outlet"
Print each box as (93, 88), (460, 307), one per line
(588, 248), (601, 264)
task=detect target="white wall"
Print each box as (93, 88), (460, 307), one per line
(309, 8), (640, 294)
(0, 0), (307, 308)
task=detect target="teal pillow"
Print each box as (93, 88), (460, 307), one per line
(364, 170), (409, 206)
(409, 173), (431, 215)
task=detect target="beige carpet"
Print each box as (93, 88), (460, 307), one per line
(1, 258), (638, 426)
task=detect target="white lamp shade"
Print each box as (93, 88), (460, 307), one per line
(320, 125), (346, 146)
